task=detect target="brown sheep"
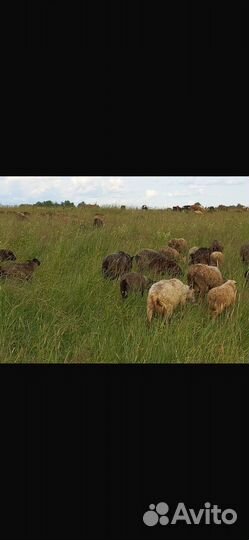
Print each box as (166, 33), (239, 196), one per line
(207, 280), (237, 318)
(190, 247), (211, 265)
(187, 264), (223, 297)
(168, 238), (188, 254)
(191, 204), (205, 212)
(159, 247), (180, 260)
(210, 251), (225, 268)
(120, 273), (154, 298)
(0, 249), (16, 262)
(134, 249), (160, 271)
(0, 258), (41, 281)
(240, 244), (249, 263)
(211, 240), (224, 253)
(148, 254), (183, 277)
(94, 216), (104, 227)
(102, 251), (133, 280)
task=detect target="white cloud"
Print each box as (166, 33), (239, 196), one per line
(166, 188), (204, 198)
(103, 177), (124, 192)
(146, 189), (158, 198)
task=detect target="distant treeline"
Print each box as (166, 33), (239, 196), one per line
(0, 201), (87, 208)
(25, 202), (249, 211)
(29, 201), (103, 208)
(0, 201), (247, 210)
(32, 200), (84, 207)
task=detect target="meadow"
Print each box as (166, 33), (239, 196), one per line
(0, 206), (248, 363)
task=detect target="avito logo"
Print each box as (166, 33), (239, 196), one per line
(143, 502), (237, 527)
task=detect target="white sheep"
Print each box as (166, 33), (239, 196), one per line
(147, 278), (195, 323)
(207, 280), (237, 318)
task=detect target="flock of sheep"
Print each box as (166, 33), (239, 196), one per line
(102, 239), (249, 323)
(1, 234), (249, 326)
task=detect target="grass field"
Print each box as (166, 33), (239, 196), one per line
(0, 206), (248, 363)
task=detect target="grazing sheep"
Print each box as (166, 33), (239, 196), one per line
(190, 247), (211, 265)
(102, 251), (133, 280)
(0, 258), (41, 281)
(207, 280), (237, 318)
(191, 204), (205, 212)
(240, 244), (249, 263)
(142, 205), (148, 210)
(168, 238), (188, 254)
(159, 247), (180, 260)
(187, 264), (223, 297)
(211, 240), (224, 253)
(120, 273), (154, 298)
(15, 212), (29, 220)
(94, 216), (104, 227)
(245, 269), (249, 284)
(188, 246), (199, 263)
(147, 278), (195, 323)
(0, 249), (16, 262)
(210, 251), (225, 268)
(148, 254), (183, 277)
(134, 249), (160, 271)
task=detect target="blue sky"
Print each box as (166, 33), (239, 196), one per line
(0, 177), (248, 207)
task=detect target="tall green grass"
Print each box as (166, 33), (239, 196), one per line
(0, 207), (248, 363)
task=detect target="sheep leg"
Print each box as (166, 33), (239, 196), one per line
(210, 303), (223, 318)
(162, 304), (173, 323)
(120, 281), (128, 299)
(191, 282), (200, 297)
(195, 278), (207, 299)
(147, 300), (154, 324)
